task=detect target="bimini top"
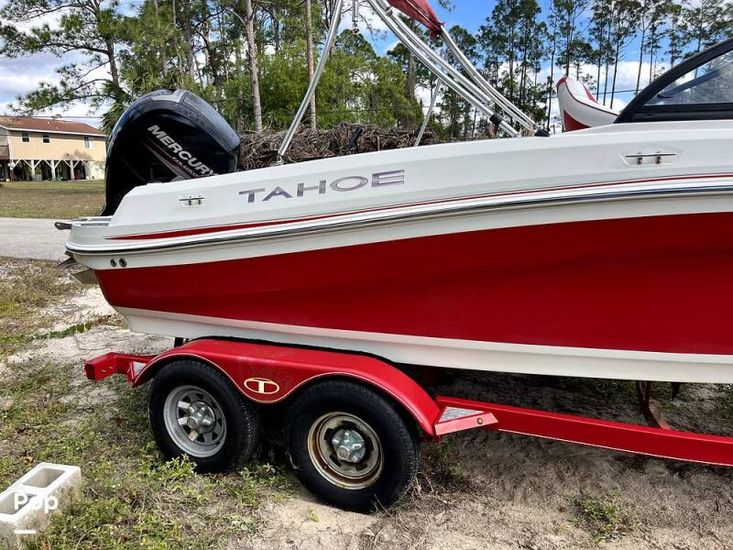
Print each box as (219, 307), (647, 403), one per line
(617, 37), (733, 124)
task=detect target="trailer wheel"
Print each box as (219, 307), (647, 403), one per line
(285, 380), (418, 511)
(149, 360), (260, 473)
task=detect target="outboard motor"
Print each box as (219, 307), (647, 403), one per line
(103, 89), (240, 215)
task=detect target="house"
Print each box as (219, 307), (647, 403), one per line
(0, 116), (106, 181)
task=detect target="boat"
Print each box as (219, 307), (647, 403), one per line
(556, 75), (618, 130)
(62, 2), (733, 386)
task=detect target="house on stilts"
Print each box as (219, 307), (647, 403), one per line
(0, 116), (106, 181)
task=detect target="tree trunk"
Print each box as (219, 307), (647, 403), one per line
(635, 27), (645, 94)
(182, 0), (196, 79)
(595, 46), (602, 95)
(648, 31), (655, 83)
(610, 43), (620, 109)
(519, 36), (528, 108)
(508, 27), (516, 101)
(243, 0), (263, 132)
(602, 24), (611, 103)
(305, 0), (316, 129)
(92, 2), (120, 89)
(546, 31), (556, 131)
(406, 51), (417, 99)
(105, 38), (120, 88)
(273, 2), (281, 52)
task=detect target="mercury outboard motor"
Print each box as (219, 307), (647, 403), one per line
(102, 89), (240, 215)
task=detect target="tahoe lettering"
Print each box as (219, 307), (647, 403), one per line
(239, 169), (405, 204)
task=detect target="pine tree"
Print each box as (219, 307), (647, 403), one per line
(553, 0), (591, 76)
(0, 0), (126, 113)
(684, 0), (733, 55)
(665, 3), (687, 66)
(608, 0), (638, 108)
(634, 0), (675, 93)
(589, 0), (613, 95)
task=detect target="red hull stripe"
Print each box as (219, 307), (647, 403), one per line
(563, 111), (588, 131)
(97, 212), (733, 356)
(108, 173), (733, 241)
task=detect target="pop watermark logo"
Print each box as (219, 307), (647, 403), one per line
(11, 493), (59, 535)
(13, 492), (59, 514)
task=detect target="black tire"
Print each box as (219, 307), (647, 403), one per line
(285, 380), (419, 512)
(149, 360), (260, 473)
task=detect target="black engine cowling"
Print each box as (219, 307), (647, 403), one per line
(103, 89), (240, 215)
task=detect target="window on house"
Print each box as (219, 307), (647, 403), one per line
(42, 133), (50, 143)
(84, 136), (92, 149)
(21, 132), (29, 143)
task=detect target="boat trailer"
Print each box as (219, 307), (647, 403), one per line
(84, 338), (733, 510)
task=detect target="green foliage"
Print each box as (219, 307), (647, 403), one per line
(258, 32), (419, 130)
(1, 0), (731, 136)
(572, 494), (635, 543)
(0, 0), (128, 113)
(479, 0), (548, 127)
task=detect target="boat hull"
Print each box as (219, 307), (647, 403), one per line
(96, 211), (733, 383)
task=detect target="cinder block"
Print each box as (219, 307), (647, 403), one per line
(0, 463), (82, 548)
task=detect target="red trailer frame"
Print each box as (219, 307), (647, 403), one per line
(84, 338), (733, 467)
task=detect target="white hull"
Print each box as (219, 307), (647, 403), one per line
(68, 119), (733, 384)
(120, 307), (733, 384)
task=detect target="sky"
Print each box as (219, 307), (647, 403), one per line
(0, 0), (660, 128)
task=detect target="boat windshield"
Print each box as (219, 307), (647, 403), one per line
(647, 51), (733, 106)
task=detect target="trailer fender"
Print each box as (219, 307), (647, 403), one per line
(136, 339), (442, 436)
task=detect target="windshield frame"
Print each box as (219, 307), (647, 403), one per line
(616, 37), (733, 124)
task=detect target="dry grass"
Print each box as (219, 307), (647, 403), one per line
(572, 494), (636, 543)
(238, 123), (440, 170)
(0, 257), (79, 357)
(0, 361), (291, 549)
(0, 180), (105, 219)
(0, 259), (293, 548)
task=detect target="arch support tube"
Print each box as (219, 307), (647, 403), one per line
(365, 0), (520, 136)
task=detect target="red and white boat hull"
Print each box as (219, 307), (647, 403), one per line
(67, 121), (733, 383)
(92, 206), (733, 383)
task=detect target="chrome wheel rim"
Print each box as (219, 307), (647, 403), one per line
(163, 385), (227, 458)
(307, 412), (383, 490)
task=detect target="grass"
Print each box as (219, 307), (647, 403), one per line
(0, 364), (291, 549)
(0, 258), (293, 548)
(0, 257), (79, 358)
(418, 439), (471, 491)
(572, 494), (634, 543)
(0, 179), (105, 219)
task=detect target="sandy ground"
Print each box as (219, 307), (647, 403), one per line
(5, 287), (732, 550)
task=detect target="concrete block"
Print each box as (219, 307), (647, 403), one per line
(0, 463), (82, 548)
